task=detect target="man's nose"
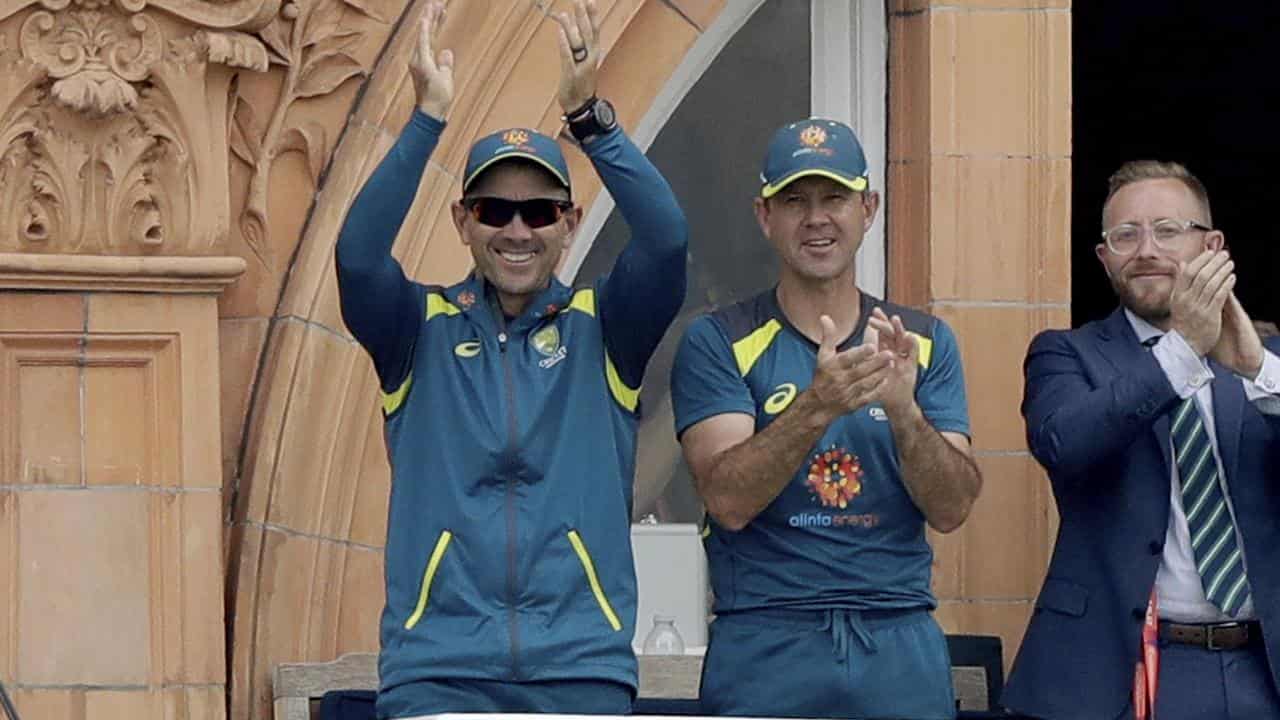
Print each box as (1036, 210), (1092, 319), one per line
(502, 212), (534, 240)
(802, 201), (829, 226)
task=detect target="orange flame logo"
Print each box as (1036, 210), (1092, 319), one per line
(805, 446), (863, 509)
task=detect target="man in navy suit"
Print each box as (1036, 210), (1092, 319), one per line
(1004, 160), (1280, 720)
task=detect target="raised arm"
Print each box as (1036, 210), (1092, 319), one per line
(335, 2), (453, 390)
(552, 0), (688, 388)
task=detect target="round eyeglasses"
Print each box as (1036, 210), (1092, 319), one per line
(1100, 218), (1212, 255)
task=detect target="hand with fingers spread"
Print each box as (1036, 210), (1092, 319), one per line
(866, 307), (920, 417)
(808, 314), (893, 422)
(1169, 248), (1235, 356)
(1210, 291), (1266, 378)
(410, 1), (454, 119)
(552, 0), (600, 114)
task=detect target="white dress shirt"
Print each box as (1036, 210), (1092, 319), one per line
(1125, 310), (1280, 622)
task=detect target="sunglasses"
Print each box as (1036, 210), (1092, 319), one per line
(463, 196), (574, 229)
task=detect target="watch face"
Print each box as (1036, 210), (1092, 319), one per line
(595, 99), (617, 129)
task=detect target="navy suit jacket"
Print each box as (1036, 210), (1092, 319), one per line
(1003, 309), (1280, 720)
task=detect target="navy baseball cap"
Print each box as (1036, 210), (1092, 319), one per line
(463, 128), (571, 195)
(760, 118), (869, 198)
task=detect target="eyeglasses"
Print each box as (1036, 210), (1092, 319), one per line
(462, 196), (573, 229)
(1101, 218), (1212, 255)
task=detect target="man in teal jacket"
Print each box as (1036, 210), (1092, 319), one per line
(334, 2), (687, 717)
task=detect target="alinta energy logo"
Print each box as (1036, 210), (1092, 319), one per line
(805, 444), (863, 509)
(790, 445), (878, 529)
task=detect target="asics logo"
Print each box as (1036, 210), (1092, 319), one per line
(454, 341), (481, 358)
(764, 383), (798, 415)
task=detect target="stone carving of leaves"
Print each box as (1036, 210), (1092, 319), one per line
(276, 120), (325, 184)
(338, 0), (390, 24)
(231, 0), (368, 267)
(257, 18), (291, 66)
(51, 71), (139, 115)
(229, 88), (263, 168)
(296, 52), (362, 98)
(202, 31), (270, 71)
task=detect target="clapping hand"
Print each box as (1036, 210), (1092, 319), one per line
(866, 307), (920, 417)
(411, 1), (454, 119)
(551, 0), (600, 114)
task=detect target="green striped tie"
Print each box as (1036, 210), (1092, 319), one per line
(1170, 396), (1251, 616)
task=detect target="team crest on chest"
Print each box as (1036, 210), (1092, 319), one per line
(531, 324), (568, 368)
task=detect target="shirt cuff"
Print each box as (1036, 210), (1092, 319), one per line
(411, 106), (447, 131)
(1152, 330), (1214, 399)
(1243, 349), (1280, 415)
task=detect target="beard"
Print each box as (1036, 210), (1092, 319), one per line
(1109, 270), (1172, 325)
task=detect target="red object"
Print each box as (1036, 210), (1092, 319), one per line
(1133, 591), (1159, 719)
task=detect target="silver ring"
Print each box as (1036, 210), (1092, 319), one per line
(571, 46), (588, 63)
(898, 350), (910, 358)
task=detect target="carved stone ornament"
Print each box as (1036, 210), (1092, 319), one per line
(229, 0), (374, 264)
(0, 0), (374, 268)
(0, 0), (281, 258)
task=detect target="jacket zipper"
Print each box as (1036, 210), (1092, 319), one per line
(497, 325), (522, 679)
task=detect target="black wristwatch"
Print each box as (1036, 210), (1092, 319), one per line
(565, 97), (617, 143)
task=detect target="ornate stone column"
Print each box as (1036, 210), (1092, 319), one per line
(0, 0), (276, 716)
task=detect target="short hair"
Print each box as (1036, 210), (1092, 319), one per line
(1104, 160), (1212, 225)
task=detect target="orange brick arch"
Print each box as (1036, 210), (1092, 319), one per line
(226, 2), (728, 718)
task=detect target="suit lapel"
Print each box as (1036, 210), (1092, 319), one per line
(1210, 360), (1244, 490)
(1096, 309), (1174, 476)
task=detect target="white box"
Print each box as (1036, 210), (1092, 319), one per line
(630, 522), (708, 652)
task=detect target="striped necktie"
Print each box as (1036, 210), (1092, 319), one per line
(1169, 390), (1252, 616)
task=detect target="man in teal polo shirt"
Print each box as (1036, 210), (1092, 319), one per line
(670, 118), (983, 719)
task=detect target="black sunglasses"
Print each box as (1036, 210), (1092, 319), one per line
(463, 196), (573, 229)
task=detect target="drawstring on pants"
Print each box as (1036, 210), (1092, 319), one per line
(820, 609), (878, 662)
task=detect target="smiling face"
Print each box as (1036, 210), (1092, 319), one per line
(1097, 177), (1223, 326)
(451, 160), (580, 317)
(754, 175), (879, 286)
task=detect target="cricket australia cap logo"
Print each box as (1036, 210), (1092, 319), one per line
(531, 324), (568, 368)
(805, 445), (863, 509)
(503, 129), (531, 149)
(799, 124), (827, 148)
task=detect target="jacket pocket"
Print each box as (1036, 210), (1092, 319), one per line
(567, 529), (623, 631)
(404, 530), (453, 630)
(1035, 577), (1088, 618)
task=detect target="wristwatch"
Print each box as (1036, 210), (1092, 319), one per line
(565, 97), (617, 143)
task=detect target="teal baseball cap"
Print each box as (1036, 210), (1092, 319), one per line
(760, 118), (869, 198)
(463, 128), (571, 195)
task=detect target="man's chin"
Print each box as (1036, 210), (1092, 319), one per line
(1123, 294), (1171, 324)
(491, 273), (552, 299)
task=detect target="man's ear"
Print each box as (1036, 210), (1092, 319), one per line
(1095, 243), (1112, 278)
(753, 196), (770, 237)
(562, 204), (583, 248)
(451, 200), (471, 244)
(861, 190), (881, 231)
(1206, 229), (1226, 252)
